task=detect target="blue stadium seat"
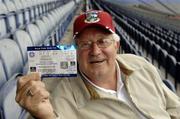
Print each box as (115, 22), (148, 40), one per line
(0, 39), (23, 80)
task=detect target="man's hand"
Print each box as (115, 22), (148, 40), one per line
(15, 73), (55, 119)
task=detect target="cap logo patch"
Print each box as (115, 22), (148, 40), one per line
(84, 11), (100, 23)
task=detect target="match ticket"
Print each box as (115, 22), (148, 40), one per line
(27, 45), (77, 78)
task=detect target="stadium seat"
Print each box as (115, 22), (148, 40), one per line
(145, 39), (153, 57)
(159, 38), (165, 49)
(0, 59), (6, 89)
(141, 36), (148, 52)
(13, 30), (33, 64)
(0, 3), (8, 39)
(34, 6), (40, 20)
(4, 0), (17, 33)
(171, 40), (178, 48)
(176, 50), (180, 62)
(13, 0), (24, 28)
(158, 48), (168, 70)
(151, 43), (160, 64)
(175, 62), (180, 89)
(0, 76), (23, 119)
(26, 23), (43, 45)
(47, 13), (56, 28)
(162, 79), (176, 92)
(163, 41), (171, 53)
(50, 10), (59, 25)
(35, 19), (48, 40)
(22, 6), (31, 25)
(0, 39), (23, 80)
(165, 54), (177, 79)
(154, 35), (160, 45)
(38, 4), (43, 17)
(41, 16), (51, 34)
(29, 7), (36, 23)
(169, 45), (177, 58)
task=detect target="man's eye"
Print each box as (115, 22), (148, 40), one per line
(98, 39), (109, 44)
(80, 42), (91, 48)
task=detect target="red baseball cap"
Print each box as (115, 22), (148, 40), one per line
(73, 10), (115, 39)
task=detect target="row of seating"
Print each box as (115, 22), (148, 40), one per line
(105, 4), (180, 61)
(0, 0), (82, 118)
(92, 0), (180, 89)
(0, 0), (78, 88)
(0, 0), (62, 39)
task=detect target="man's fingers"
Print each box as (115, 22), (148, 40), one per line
(16, 80), (45, 102)
(15, 73), (54, 118)
(18, 87), (50, 110)
(17, 73), (41, 91)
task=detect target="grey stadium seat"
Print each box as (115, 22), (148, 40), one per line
(26, 23), (43, 45)
(0, 59), (6, 88)
(0, 3), (8, 39)
(4, 0), (17, 33)
(13, 30), (33, 64)
(35, 19), (48, 40)
(0, 39), (23, 80)
(0, 76), (24, 119)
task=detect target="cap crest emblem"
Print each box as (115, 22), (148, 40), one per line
(84, 11), (100, 23)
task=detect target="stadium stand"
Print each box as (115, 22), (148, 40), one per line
(0, 0), (82, 118)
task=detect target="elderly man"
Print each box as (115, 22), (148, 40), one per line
(16, 10), (180, 119)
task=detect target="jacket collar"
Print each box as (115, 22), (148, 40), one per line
(116, 55), (137, 75)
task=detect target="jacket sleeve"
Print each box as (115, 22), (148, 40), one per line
(162, 83), (180, 119)
(147, 61), (180, 119)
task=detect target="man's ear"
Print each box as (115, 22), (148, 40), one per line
(115, 41), (120, 53)
(112, 33), (120, 52)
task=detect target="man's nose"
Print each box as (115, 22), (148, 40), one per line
(89, 43), (102, 56)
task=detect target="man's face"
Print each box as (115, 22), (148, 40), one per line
(76, 27), (119, 80)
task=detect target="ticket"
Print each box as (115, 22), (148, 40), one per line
(27, 45), (77, 78)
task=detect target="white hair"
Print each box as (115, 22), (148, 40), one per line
(112, 33), (120, 42)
